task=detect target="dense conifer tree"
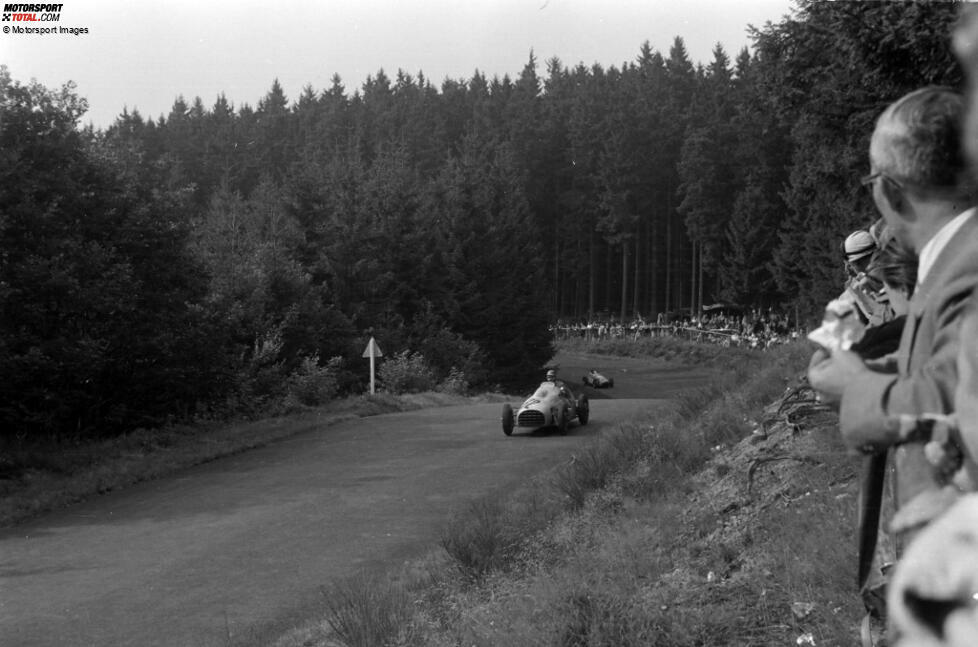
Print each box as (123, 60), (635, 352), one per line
(0, 67), (223, 436)
(2, 0), (969, 436)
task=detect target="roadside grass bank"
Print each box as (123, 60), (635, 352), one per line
(0, 391), (509, 528)
(273, 340), (865, 647)
(558, 334), (778, 369)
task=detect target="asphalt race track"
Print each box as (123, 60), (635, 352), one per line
(0, 352), (711, 647)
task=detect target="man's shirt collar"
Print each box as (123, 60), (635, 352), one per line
(917, 207), (977, 286)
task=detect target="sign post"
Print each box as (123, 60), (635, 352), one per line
(361, 337), (383, 394)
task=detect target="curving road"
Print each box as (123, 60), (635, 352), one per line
(0, 352), (710, 647)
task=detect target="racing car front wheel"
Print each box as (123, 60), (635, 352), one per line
(502, 403), (514, 436)
(577, 396), (589, 425)
(555, 406), (569, 435)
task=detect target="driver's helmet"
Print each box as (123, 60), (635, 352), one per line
(546, 369), (556, 381)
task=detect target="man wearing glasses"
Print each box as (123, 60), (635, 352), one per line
(809, 86), (978, 547)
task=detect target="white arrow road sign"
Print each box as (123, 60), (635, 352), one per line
(362, 337), (383, 394)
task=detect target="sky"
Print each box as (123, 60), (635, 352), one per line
(1, 0), (797, 130)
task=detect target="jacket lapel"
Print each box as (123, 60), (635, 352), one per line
(900, 213), (978, 373)
(899, 310), (919, 376)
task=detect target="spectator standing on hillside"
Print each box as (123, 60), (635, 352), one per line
(882, 13), (978, 646)
(809, 87), (978, 550)
(846, 231), (917, 631)
(850, 231), (916, 362)
(845, 229), (877, 275)
(840, 229), (892, 327)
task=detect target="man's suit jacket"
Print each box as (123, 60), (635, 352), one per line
(955, 299), (978, 464)
(840, 212), (978, 512)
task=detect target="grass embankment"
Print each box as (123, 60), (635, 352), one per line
(0, 391), (509, 528)
(274, 339), (864, 647)
(558, 334), (766, 369)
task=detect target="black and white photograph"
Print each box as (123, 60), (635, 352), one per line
(4, 1), (978, 645)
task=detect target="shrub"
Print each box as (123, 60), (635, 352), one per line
(559, 589), (658, 647)
(234, 326), (357, 413)
(322, 572), (420, 647)
(436, 367), (469, 395)
(441, 485), (560, 581)
(441, 495), (512, 580)
(234, 329), (288, 411)
(378, 350), (437, 394)
(284, 355), (342, 408)
(405, 308), (490, 389)
(553, 428), (643, 509)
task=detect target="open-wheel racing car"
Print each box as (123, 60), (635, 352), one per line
(501, 380), (589, 436)
(582, 369), (614, 389)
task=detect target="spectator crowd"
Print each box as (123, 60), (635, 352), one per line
(803, 8), (978, 645)
(551, 309), (800, 350)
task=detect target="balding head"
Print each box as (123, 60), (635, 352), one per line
(870, 87), (974, 201)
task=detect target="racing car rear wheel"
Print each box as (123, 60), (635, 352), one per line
(577, 395), (589, 425)
(555, 406), (569, 435)
(502, 404), (514, 436)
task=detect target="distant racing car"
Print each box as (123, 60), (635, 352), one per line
(501, 380), (589, 436)
(582, 369), (614, 389)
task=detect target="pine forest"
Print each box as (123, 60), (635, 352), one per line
(0, 1), (965, 439)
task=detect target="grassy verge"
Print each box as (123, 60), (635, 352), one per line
(557, 333), (775, 368)
(272, 340), (866, 647)
(0, 391), (509, 528)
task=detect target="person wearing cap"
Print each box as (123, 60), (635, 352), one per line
(851, 232), (916, 361)
(839, 228), (892, 327)
(842, 226), (914, 365)
(845, 229), (878, 276)
(809, 85), (978, 546)
(845, 230), (917, 631)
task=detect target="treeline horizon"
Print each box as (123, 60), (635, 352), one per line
(0, 0), (965, 439)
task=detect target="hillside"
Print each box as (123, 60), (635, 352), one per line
(272, 342), (869, 647)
